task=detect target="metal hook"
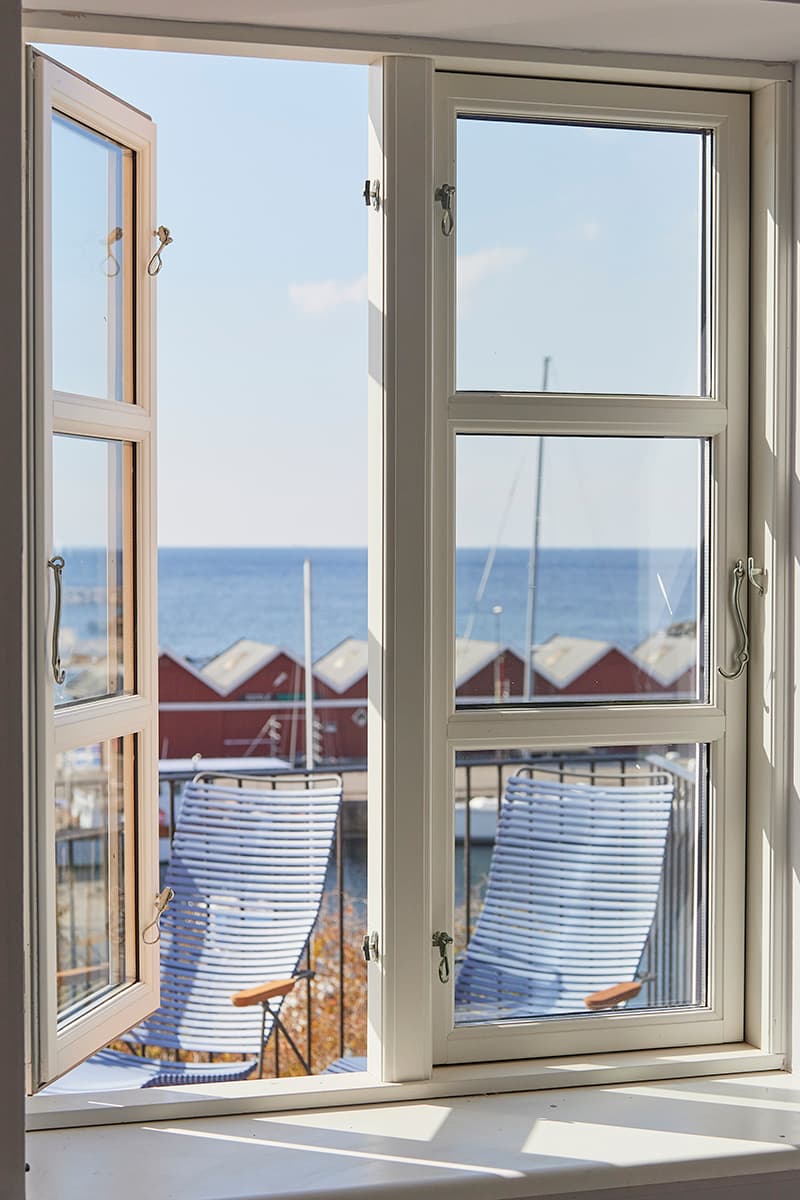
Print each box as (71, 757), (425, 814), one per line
(47, 555), (66, 685)
(434, 184), (455, 237)
(432, 930), (453, 983)
(142, 886), (175, 944)
(105, 226), (123, 277)
(719, 559), (749, 679)
(747, 556), (768, 596)
(147, 225), (173, 277)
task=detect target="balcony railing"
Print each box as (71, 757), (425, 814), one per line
(56, 749), (702, 1079)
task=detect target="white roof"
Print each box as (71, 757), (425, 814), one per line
(201, 638), (287, 696)
(633, 630), (698, 687)
(314, 637), (367, 694)
(454, 638), (517, 688)
(532, 636), (618, 689)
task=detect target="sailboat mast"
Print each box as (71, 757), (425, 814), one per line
(303, 558), (315, 769)
(523, 356), (550, 700)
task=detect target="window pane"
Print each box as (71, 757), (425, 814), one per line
(53, 435), (135, 706)
(456, 118), (709, 396)
(454, 746), (707, 1028)
(51, 113), (133, 402)
(55, 737), (132, 1022)
(455, 435), (708, 705)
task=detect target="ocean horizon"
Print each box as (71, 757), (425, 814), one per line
(58, 545), (699, 665)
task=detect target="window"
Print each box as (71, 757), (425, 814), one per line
(430, 73), (749, 1065)
(29, 53), (159, 1088)
(23, 46), (789, 1121)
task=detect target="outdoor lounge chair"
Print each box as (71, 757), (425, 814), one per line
(327, 765), (674, 1070)
(453, 767), (676, 1023)
(46, 772), (343, 1093)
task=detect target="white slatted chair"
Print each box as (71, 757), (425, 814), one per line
(46, 773), (342, 1092)
(454, 769), (675, 1024)
(327, 765), (675, 1072)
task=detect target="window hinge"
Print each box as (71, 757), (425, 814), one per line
(362, 930), (379, 962)
(363, 179), (380, 211)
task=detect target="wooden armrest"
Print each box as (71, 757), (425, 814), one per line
(584, 979), (643, 1010)
(231, 978), (299, 1007)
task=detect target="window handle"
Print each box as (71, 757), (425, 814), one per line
(719, 556), (767, 680)
(434, 184), (455, 237)
(47, 555), (66, 685)
(432, 930), (453, 983)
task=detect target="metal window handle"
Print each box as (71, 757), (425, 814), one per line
(147, 225), (173, 276)
(142, 886), (175, 945)
(47, 555), (66, 685)
(432, 930), (453, 983)
(718, 558), (750, 679)
(434, 184), (455, 237)
(718, 556), (768, 680)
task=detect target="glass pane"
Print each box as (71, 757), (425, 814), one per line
(455, 435), (708, 705)
(53, 435), (134, 706)
(51, 112), (133, 402)
(55, 737), (132, 1022)
(454, 746), (707, 1027)
(456, 118), (709, 396)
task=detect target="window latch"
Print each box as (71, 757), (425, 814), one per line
(363, 179), (380, 211)
(434, 183), (455, 237)
(432, 930), (453, 983)
(142, 886), (174, 944)
(147, 225), (173, 276)
(362, 930), (379, 962)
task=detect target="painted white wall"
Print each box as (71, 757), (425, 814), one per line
(18, 0), (800, 62)
(0, 6), (26, 1199)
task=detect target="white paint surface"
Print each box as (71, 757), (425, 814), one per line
(26, 1071), (800, 1199)
(21, 0), (800, 62)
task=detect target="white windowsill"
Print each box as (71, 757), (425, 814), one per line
(26, 1067), (800, 1200)
(27, 1043), (784, 1130)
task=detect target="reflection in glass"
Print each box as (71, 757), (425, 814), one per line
(456, 118), (709, 395)
(455, 435), (708, 706)
(454, 746), (707, 1026)
(55, 738), (131, 1020)
(51, 113), (133, 401)
(52, 435), (134, 706)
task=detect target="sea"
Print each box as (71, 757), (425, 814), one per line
(152, 545), (697, 664)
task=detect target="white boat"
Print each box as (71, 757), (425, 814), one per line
(454, 795), (498, 844)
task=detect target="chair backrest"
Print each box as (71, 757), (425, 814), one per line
(455, 769), (675, 1023)
(130, 774), (342, 1054)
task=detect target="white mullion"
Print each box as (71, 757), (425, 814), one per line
(372, 55), (436, 1084)
(53, 696), (151, 753)
(448, 396), (727, 438)
(53, 396), (152, 439)
(447, 705), (726, 752)
(430, 64), (457, 1064)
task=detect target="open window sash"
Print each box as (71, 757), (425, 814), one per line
(28, 51), (160, 1091)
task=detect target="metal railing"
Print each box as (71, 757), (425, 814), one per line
(55, 748), (703, 1076)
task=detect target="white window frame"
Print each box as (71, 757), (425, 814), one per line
(28, 53), (160, 1090)
(19, 22), (793, 1129)
(430, 71), (749, 1065)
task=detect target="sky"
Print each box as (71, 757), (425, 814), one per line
(44, 45), (705, 550)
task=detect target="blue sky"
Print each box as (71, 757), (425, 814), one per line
(45, 45), (704, 550)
